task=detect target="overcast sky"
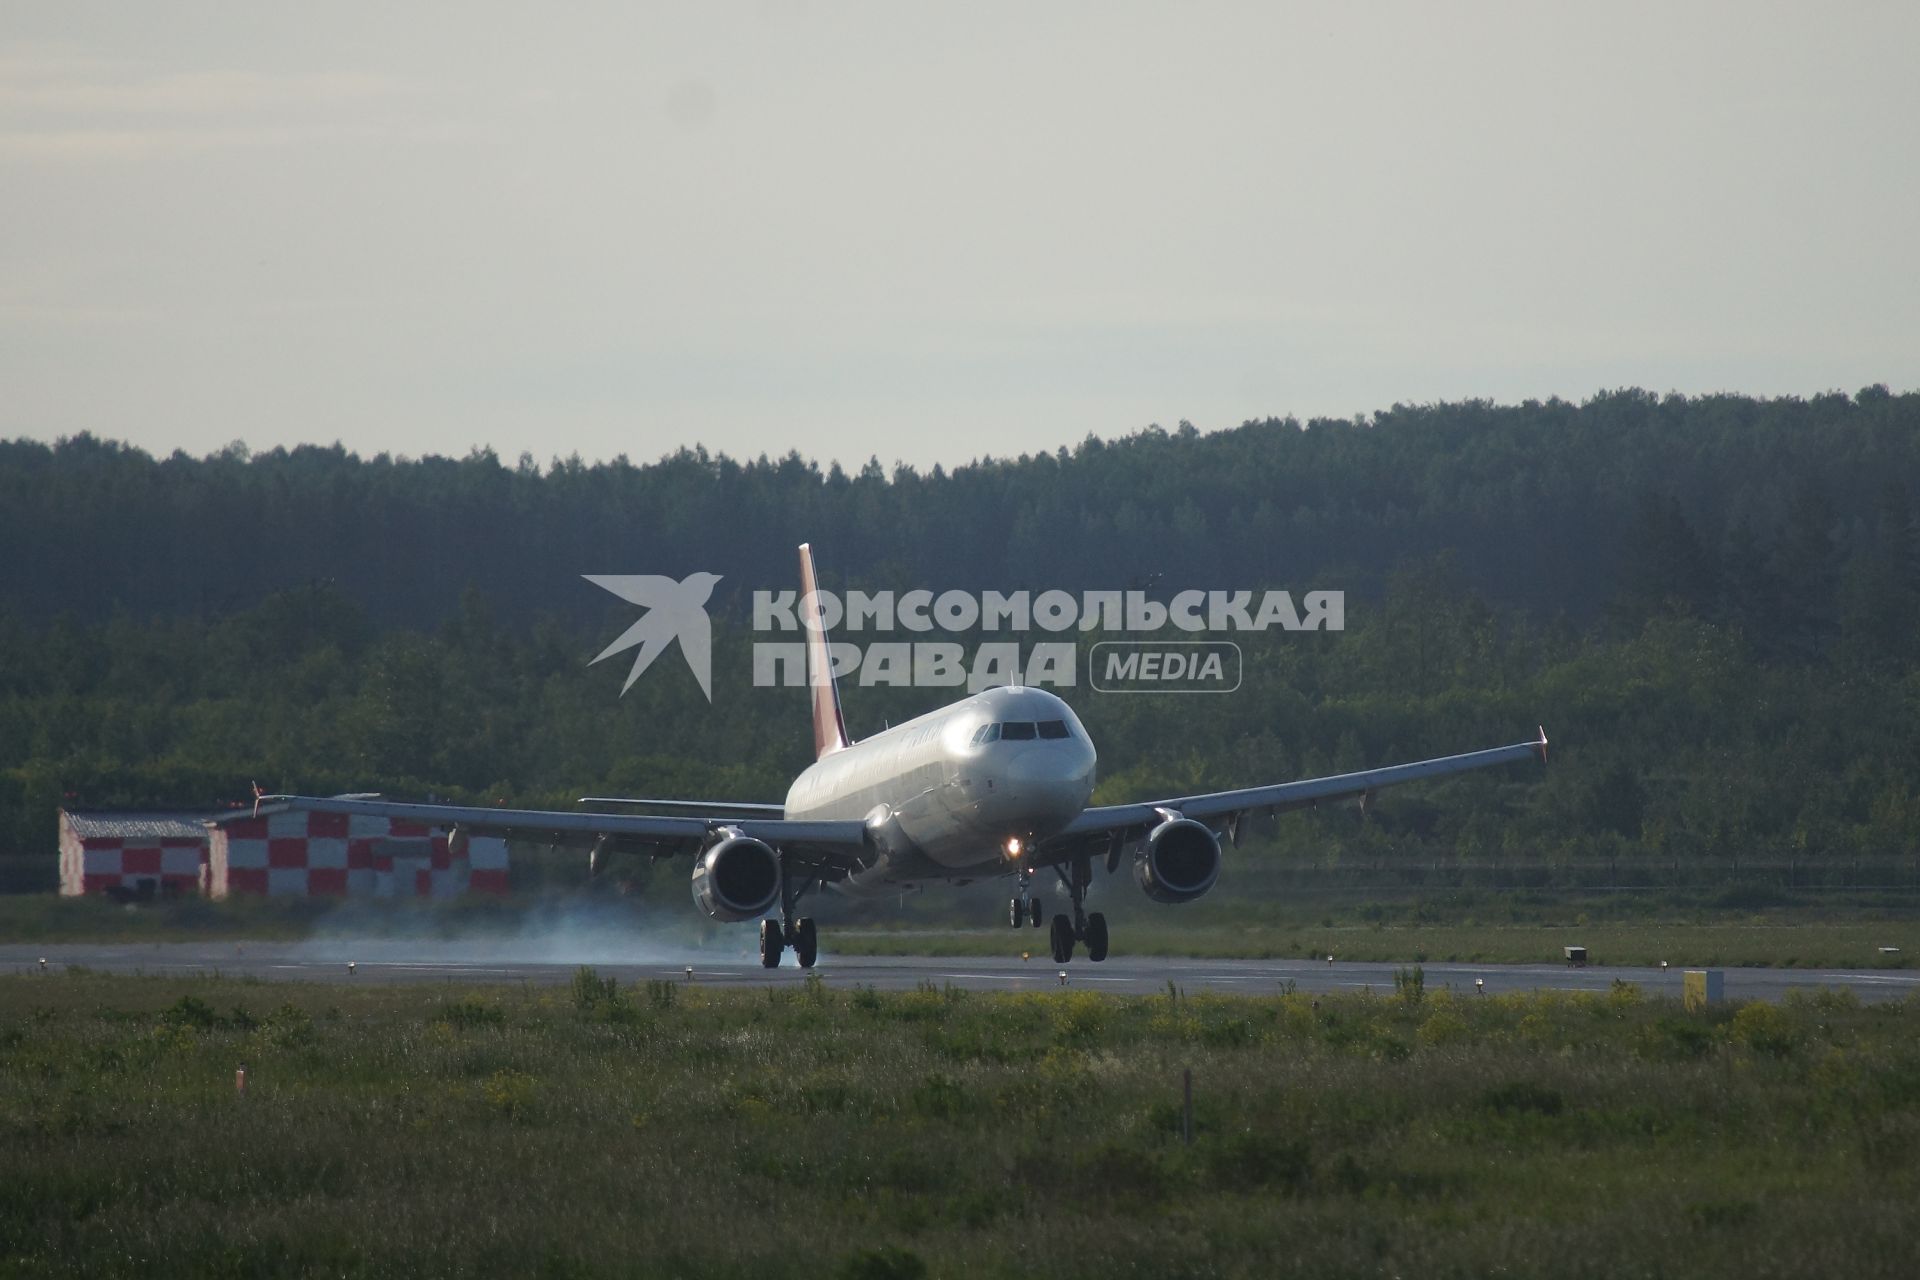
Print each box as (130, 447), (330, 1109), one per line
(4, 3), (1916, 470)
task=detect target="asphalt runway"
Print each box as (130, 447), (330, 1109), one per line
(4, 941), (1916, 1002)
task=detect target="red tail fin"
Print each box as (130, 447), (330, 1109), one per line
(798, 543), (850, 759)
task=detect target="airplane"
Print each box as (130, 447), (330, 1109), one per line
(259, 544), (1548, 967)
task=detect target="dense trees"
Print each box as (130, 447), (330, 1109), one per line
(2, 387), (1917, 889)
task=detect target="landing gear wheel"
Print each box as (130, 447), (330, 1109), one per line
(1085, 912), (1109, 962)
(1009, 898), (1025, 928)
(793, 917), (818, 969)
(1050, 914), (1076, 964)
(1028, 897), (1044, 927)
(759, 918), (785, 969)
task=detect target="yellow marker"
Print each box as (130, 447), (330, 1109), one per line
(1683, 970), (1723, 1011)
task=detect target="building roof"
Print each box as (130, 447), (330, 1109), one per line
(61, 811), (211, 841)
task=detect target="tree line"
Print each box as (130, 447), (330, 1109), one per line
(2, 386), (1916, 891)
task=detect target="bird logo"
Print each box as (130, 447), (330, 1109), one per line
(584, 572), (723, 700)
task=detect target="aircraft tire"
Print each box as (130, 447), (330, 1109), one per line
(1029, 897), (1044, 927)
(795, 917), (818, 968)
(1050, 914), (1075, 964)
(759, 918), (784, 969)
(1009, 898), (1024, 928)
(1085, 912), (1109, 962)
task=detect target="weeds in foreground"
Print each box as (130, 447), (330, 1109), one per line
(1, 974), (1917, 1279)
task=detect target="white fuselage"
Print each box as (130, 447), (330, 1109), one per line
(783, 685), (1097, 893)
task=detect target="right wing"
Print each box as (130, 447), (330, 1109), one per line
(255, 794), (871, 879)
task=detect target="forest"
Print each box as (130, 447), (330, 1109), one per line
(2, 386), (1917, 893)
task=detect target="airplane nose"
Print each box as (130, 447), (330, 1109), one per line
(1005, 748), (1083, 788)
(998, 746), (1095, 830)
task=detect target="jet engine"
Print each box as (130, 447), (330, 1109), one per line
(1133, 816), (1221, 904)
(690, 832), (781, 922)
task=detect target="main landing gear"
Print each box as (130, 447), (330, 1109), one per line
(1047, 854), (1108, 964)
(760, 857), (818, 970)
(760, 917), (816, 969)
(1008, 868), (1044, 929)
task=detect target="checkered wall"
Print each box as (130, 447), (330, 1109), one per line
(207, 811), (509, 898)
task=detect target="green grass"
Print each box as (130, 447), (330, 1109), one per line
(3, 970), (1919, 1277)
(831, 919), (1920, 968)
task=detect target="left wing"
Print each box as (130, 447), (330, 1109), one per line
(578, 796), (787, 817)
(255, 795), (872, 878)
(1042, 727), (1548, 853)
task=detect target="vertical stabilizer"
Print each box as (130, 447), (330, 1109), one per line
(798, 543), (851, 759)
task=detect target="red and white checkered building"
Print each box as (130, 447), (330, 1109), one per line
(57, 808), (509, 898)
(206, 810), (509, 898)
(58, 811), (208, 898)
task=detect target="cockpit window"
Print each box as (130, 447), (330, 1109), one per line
(1000, 721), (1037, 740)
(969, 723), (1000, 745)
(1037, 719), (1070, 739)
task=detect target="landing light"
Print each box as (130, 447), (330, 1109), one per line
(1005, 837), (1023, 857)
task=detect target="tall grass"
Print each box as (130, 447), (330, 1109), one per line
(3, 970), (1917, 1277)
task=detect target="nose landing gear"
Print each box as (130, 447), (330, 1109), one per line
(1008, 868), (1044, 929)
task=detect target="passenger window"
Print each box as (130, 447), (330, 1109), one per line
(1038, 720), (1070, 739)
(1001, 722), (1037, 740)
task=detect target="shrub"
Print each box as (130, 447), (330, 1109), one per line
(158, 995), (256, 1032)
(1481, 1081), (1565, 1117)
(258, 1002), (315, 1049)
(438, 999), (506, 1030)
(571, 966), (619, 1011)
(839, 1246), (926, 1280)
(1204, 1130), (1312, 1193)
(481, 1069), (536, 1119)
(1729, 1002), (1798, 1056)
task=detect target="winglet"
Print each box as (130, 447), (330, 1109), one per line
(1534, 725), (1549, 764)
(798, 543), (851, 759)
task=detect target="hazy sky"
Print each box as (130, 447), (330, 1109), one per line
(4, 3), (1916, 470)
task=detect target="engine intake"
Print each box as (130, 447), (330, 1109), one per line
(1133, 816), (1221, 904)
(690, 833), (781, 922)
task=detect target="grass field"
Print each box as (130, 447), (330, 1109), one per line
(3, 970), (1918, 1278)
(830, 919), (1920, 969)
(7, 888), (1915, 972)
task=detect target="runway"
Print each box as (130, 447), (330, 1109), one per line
(4, 941), (1916, 1002)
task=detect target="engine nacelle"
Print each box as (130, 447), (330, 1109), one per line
(1133, 816), (1221, 904)
(690, 834), (781, 922)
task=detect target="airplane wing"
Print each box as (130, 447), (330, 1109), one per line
(1042, 727), (1548, 852)
(577, 796), (788, 816)
(255, 795), (872, 877)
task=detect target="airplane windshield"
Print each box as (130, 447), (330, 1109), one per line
(969, 723), (1000, 745)
(1038, 720), (1070, 739)
(1000, 722), (1038, 740)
